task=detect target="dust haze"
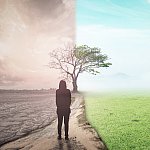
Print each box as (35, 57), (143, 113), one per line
(0, 0), (75, 89)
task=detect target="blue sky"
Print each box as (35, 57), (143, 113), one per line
(77, 0), (150, 91)
(77, 0), (150, 29)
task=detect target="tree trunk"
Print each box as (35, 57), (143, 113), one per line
(72, 79), (78, 93)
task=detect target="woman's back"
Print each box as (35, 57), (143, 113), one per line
(56, 89), (71, 110)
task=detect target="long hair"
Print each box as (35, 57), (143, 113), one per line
(59, 80), (66, 90)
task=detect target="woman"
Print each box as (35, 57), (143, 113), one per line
(56, 80), (71, 140)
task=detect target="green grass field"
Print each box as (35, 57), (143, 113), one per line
(85, 90), (150, 150)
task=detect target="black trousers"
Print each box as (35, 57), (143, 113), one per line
(57, 109), (70, 137)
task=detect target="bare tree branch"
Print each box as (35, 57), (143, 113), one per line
(49, 44), (111, 92)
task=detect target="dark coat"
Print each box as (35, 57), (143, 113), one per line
(56, 89), (71, 114)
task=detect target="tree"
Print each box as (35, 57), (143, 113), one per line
(49, 45), (111, 92)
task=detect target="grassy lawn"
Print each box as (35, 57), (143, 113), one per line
(85, 90), (150, 150)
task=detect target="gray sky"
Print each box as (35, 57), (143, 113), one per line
(0, 0), (75, 89)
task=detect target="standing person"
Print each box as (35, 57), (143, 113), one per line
(56, 80), (71, 140)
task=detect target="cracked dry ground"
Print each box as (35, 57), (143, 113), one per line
(0, 91), (56, 146)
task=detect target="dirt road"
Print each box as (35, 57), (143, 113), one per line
(0, 94), (107, 150)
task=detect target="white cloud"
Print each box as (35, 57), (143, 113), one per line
(147, 0), (150, 4)
(77, 25), (150, 90)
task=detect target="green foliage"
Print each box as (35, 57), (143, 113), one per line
(74, 45), (111, 75)
(85, 91), (150, 150)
